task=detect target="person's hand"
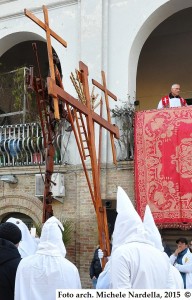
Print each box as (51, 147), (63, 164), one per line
(98, 249), (104, 259)
(174, 248), (182, 256)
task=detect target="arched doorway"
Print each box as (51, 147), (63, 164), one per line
(0, 194), (42, 226)
(0, 39), (48, 124)
(0, 38), (61, 78)
(1, 212), (34, 229)
(136, 7), (192, 111)
(127, 0), (192, 107)
(0, 32), (62, 124)
(134, 4), (192, 240)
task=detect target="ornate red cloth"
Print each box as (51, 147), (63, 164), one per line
(134, 106), (192, 228)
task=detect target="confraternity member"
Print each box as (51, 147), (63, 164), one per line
(15, 216), (81, 300)
(110, 187), (171, 288)
(6, 217), (37, 258)
(143, 205), (183, 289)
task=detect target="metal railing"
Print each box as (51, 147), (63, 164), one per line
(0, 123), (63, 167)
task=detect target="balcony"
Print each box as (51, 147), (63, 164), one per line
(0, 123), (63, 167)
(0, 67), (135, 165)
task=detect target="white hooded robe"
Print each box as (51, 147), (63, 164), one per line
(14, 216), (81, 300)
(6, 217), (37, 258)
(110, 187), (171, 288)
(143, 205), (184, 289)
(96, 259), (111, 289)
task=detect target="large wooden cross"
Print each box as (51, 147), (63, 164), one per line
(25, 6), (67, 120)
(25, 5), (119, 261)
(25, 6), (69, 223)
(48, 63), (119, 260)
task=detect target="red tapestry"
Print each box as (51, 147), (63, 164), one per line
(134, 106), (192, 229)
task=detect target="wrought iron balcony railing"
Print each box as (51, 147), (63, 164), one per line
(0, 123), (62, 167)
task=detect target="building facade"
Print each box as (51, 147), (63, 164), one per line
(0, 0), (192, 287)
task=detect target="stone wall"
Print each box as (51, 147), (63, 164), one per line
(0, 161), (134, 288)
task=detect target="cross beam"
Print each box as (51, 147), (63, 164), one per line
(92, 72), (117, 101)
(25, 5), (67, 120)
(47, 77), (119, 139)
(92, 71), (117, 164)
(24, 8), (67, 48)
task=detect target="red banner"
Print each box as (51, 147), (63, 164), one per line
(134, 106), (192, 228)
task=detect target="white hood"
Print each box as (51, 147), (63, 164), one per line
(143, 205), (164, 252)
(143, 205), (184, 288)
(14, 216), (81, 300)
(6, 217), (37, 257)
(37, 216), (66, 257)
(112, 187), (151, 252)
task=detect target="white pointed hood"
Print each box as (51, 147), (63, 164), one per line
(143, 205), (184, 288)
(14, 216), (81, 300)
(112, 187), (151, 252)
(143, 205), (164, 252)
(37, 216), (66, 257)
(6, 217), (37, 257)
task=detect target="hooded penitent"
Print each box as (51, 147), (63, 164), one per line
(143, 205), (164, 251)
(14, 216), (81, 300)
(97, 187), (152, 289)
(112, 186), (151, 253)
(110, 187), (171, 288)
(36, 216), (66, 257)
(143, 204), (184, 289)
(6, 217), (37, 258)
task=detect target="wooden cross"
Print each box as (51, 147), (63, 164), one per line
(25, 6), (120, 262)
(25, 6), (69, 222)
(25, 5), (67, 120)
(92, 71), (117, 164)
(48, 62), (119, 259)
(47, 75), (119, 138)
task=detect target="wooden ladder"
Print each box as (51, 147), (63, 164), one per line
(74, 109), (90, 160)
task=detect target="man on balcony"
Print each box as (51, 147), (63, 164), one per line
(157, 84), (187, 108)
